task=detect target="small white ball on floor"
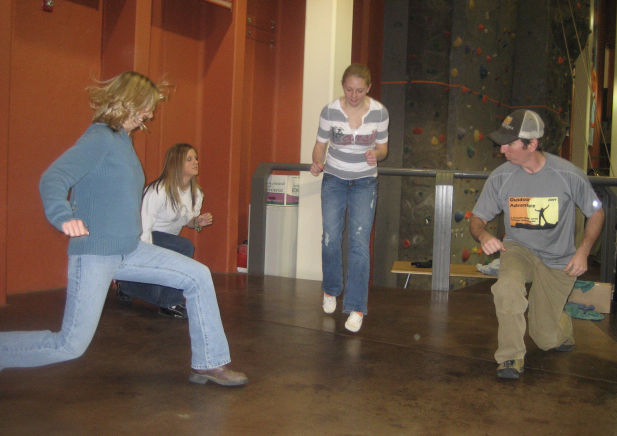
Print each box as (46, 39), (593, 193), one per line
(413, 333), (421, 341)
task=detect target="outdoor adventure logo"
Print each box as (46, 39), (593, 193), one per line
(508, 196), (558, 229)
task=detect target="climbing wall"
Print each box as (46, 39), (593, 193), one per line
(375, 0), (590, 289)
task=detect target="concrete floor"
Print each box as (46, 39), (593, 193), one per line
(1, 274), (616, 435)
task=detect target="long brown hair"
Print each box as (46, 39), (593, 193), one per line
(145, 143), (202, 212)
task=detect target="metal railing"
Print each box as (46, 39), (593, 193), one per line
(249, 162), (617, 291)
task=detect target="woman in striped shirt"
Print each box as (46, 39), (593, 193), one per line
(310, 64), (389, 333)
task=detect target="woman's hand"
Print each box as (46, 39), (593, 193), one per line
(310, 161), (324, 176)
(61, 219), (89, 237)
(196, 213), (213, 227)
(365, 150), (378, 166)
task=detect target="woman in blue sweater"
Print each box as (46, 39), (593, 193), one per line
(0, 71), (247, 386)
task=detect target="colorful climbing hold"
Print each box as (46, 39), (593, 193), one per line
(451, 68), (459, 77)
(439, 133), (446, 142)
(467, 145), (475, 158)
(431, 136), (439, 145)
(454, 211), (465, 222)
(403, 239), (411, 249)
(453, 36), (463, 47)
(413, 127), (423, 134)
(480, 65), (488, 78)
(464, 211), (473, 219)
(462, 248), (471, 262)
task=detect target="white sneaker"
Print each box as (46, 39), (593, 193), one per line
(345, 311), (364, 332)
(322, 293), (336, 314)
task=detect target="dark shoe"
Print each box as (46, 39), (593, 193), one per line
(158, 304), (187, 320)
(551, 341), (574, 352)
(116, 286), (132, 303)
(497, 359), (524, 380)
(189, 365), (248, 386)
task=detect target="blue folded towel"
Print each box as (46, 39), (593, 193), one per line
(573, 280), (595, 293)
(564, 302), (604, 321)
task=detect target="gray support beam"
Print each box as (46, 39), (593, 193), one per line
(431, 171), (454, 291)
(248, 163), (271, 275)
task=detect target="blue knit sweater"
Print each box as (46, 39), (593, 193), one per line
(40, 123), (145, 255)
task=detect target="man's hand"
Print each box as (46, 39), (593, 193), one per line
(478, 234), (506, 255)
(470, 214), (505, 255)
(563, 248), (588, 277)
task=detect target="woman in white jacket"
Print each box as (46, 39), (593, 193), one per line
(117, 143), (213, 319)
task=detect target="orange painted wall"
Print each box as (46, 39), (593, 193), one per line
(1, 0), (306, 300)
(352, 0), (384, 101)
(238, 0), (304, 244)
(4, 0), (102, 295)
(0, 0), (12, 305)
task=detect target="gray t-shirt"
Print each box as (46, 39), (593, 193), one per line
(472, 153), (602, 268)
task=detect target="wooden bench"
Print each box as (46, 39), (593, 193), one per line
(391, 261), (496, 289)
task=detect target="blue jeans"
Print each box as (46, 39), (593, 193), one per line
(0, 242), (230, 370)
(117, 231), (194, 307)
(321, 173), (377, 314)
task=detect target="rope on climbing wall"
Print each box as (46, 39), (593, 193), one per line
(380, 80), (567, 119)
(560, 0), (612, 174)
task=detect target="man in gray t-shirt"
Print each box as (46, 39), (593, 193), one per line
(470, 109), (604, 380)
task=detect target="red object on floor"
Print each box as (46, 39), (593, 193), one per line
(237, 243), (248, 268)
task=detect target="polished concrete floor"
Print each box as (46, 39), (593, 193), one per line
(1, 273), (616, 435)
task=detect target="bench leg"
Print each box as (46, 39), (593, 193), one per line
(404, 273), (411, 289)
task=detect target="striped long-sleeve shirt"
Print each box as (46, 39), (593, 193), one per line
(316, 97), (389, 180)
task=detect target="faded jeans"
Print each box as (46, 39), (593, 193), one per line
(321, 173), (377, 314)
(117, 231), (194, 308)
(491, 241), (576, 364)
(0, 241), (230, 370)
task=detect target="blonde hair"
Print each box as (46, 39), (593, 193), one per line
(341, 64), (372, 87)
(87, 71), (170, 131)
(145, 143), (202, 212)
